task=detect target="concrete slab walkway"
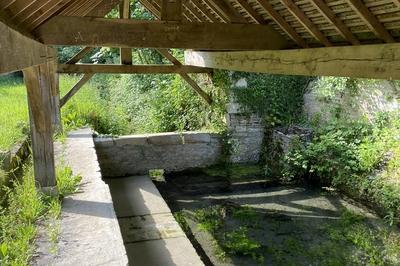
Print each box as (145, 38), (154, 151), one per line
(33, 129), (128, 266)
(106, 176), (204, 266)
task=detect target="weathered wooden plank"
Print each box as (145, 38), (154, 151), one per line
(0, 20), (55, 74)
(57, 64), (213, 74)
(60, 74), (94, 107)
(23, 63), (57, 190)
(34, 16), (288, 50)
(185, 43), (400, 80)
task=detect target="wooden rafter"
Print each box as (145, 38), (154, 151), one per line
(257, 0), (308, 48)
(186, 0), (219, 23)
(57, 64), (213, 74)
(311, 0), (360, 45)
(65, 47), (95, 64)
(35, 16), (288, 50)
(236, 0), (265, 24)
(346, 0), (395, 43)
(201, 0), (229, 23)
(280, 0), (332, 46)
(60, 74), (94, 107)
(204, 0), (247, 23)
(157, 49), (212, 105)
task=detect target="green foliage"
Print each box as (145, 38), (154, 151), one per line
(195, 206), (223, 233)
(60, 75), (131, 135)
(0, 76), (29, 150)
(0, 162), (80, 265)
(231, 73), (312, 127)
(56, 166), (81, 198)
(222, 227), (261, 258)
(283, 111), (400, 225)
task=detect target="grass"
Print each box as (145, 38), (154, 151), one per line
(0, 76), (29, 151)
(0, 74), (131, 152)
(0, 160), (81, 266)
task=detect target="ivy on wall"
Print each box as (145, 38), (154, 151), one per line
(230, 72), (312, 127)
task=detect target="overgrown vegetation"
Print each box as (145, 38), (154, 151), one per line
(279, 77), (400, 226)
(183, 204), (400, 265)
(0, 161), (81, 265)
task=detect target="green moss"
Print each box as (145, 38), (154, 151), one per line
(203, 164), (264, 180)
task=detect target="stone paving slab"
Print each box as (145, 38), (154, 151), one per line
(119, 213), (186, 243)
(106, 176), (171, 217)
(125, 238), (204, 266)
(33, 128), (128, 266)
(106, 175), (204, 266)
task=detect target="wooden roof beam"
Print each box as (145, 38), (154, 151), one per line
(257, 0), (308, 48)
(185, 43), (400, 80)
(35, 16), (288, 50)
(57, 64), (213, 74)
(280, 0), (332, 46)
(0, 20), (55, 74)
(346, 0), (395, 43)
(311, 0), (360, 45)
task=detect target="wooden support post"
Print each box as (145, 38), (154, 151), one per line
(120, 0), (132, 65)
(23, 63), (57, 191)
(48, 60), (62, 133)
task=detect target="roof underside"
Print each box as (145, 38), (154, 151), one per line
(1, 0), (400, 49)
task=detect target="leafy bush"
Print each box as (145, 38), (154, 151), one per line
(283, 111), (400, 225)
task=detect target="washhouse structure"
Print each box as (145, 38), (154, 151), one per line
(1, 0), (400, 222)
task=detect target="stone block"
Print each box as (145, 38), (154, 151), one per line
(114, 136), (148, 146)
(147, 133), (183, 145)
(183, 132), (211, 143)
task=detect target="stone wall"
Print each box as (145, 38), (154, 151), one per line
(227, 78), (265, 163)
(304, 79), (400, 122)
(0, 138), (30, 173)
(94, 132), (222, 177)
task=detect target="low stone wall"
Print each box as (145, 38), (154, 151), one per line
(0, 138), (30, 173)
(94, 132), (222, 177)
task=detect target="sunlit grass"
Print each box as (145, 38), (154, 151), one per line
(0, 74), (114, 151)
(0, 76), (28, 151)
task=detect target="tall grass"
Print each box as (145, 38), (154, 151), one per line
(0, 74), (130, 151)
(0, 161), (81, 265)
(0, 76), (28, 151)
